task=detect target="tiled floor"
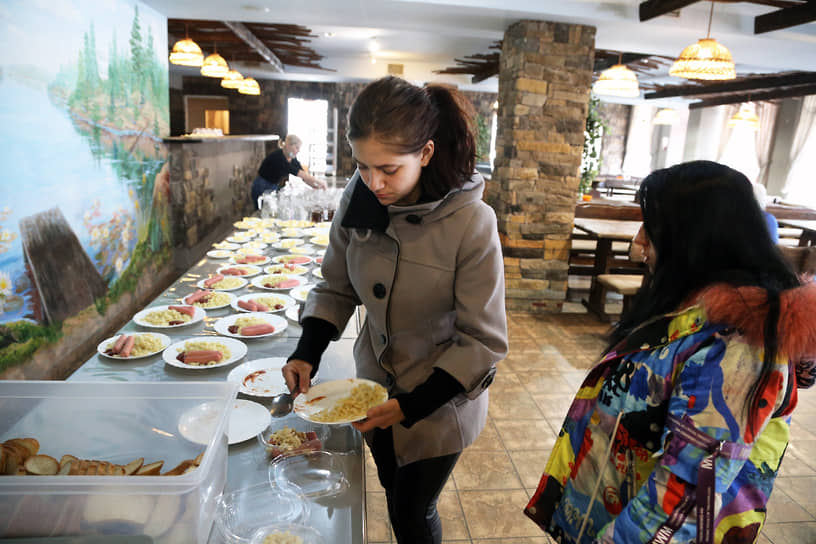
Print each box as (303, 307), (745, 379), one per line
(364, 309), (816, 543)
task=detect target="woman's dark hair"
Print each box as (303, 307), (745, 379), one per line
(608, 160), (799, 429)
(347, 76), (476, 200)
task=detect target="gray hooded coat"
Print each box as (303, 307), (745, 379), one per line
(302, 171), (508, 466)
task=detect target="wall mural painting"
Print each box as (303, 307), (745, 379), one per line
(0, 1), (170, 360)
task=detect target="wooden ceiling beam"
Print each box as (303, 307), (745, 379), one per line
(645, 71), (816, 98)
(639, 0), (700, 21)
(754, 1), (816, 33)
(688, 83), (816, 108)
(222, 21), (283, 73)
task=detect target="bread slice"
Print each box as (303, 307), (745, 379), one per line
(7, 438), (39, 457)
(135, 460), (163, 476)
(123, 457), (144, 475)
(24, 454), (59, 475)
(162, 460), (193, 476)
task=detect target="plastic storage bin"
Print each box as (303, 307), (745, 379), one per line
(0, 380), (238, 543)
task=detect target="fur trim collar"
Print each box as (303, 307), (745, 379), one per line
(695, 282), (816, 362)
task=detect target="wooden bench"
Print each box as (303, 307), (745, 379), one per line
(596, 274), (644, 317)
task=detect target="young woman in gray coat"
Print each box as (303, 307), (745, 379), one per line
(282, 76), (508, 544)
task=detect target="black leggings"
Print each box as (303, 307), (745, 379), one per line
(369, 427), (460, 544)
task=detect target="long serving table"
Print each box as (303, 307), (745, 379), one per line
(68, 223), (366, 544)
(572, 218), (643, 320)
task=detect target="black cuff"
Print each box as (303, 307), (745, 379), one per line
(288, 317), (338, 378)
(395, 368), (465, 429)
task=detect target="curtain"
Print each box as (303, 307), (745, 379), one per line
(782, 96), (816, 202)
(755, 101), (779, 187)
(621, 104), (654, 179)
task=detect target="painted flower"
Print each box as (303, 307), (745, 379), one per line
(114, 256), (124, 273)
(0, 270), (12, 297)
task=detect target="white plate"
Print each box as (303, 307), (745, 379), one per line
(272, 238), (305, 250)
(290, 246), (316, 255)
(277, 219), (314, 228)
(309, 236), (329, 247)
(232, 293), (296, 313)
(234, 218), (262, 229)
(311, 268), (324, 280)
(230, 255), (271, 266)
(314, 256), (324, 265)
(207, 249), (234, 259)
(97, 332), (171, 360)
(235, 247), (266, 257)
(212, 241), (239, 250)
(251, 275), (306, 291)
(196, 276), (249, 292)
(293, 378), (388, 425)
(289, 285), (315, 303)
(280, 228), (305, 238)
(178, 399), (271, 446)
(213, 312), (288, 339)
(242, 241), (268, 250)
(227, 233), (255, 244)
(284, 306), (301, 323)
(182, 290), (236, 310)
(133, 305), (206, 329)
(163, 336), (247, 369)
(216, 264), (262, 278)
(271, 255), (313, 266)
(226, 357), (289, 397)
(264, 263), (308, 276)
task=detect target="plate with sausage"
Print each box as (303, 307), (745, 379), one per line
(133, 305), (206, 328)
(231, 293), (296, 314)
(162, 336), (247, 370)
(97, 332), (171, 360)
(213, 312), (288, 339)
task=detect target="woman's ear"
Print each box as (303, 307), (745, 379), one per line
(420, 140), (435, 167)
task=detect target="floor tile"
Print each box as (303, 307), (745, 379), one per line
(493, 419), (556, 452)
(469, 418), (505, 452)
(765, 487), (815, 522)
(453, 449), (524, 490)
(366, 491), (392, 543)
(760, 522), (816, 544)
(488, 389), (544, 420)
(508, 449), (548, 490)
(438, 490), (470, 540)
(460, 489), (543, 539)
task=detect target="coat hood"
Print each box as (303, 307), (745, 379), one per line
(696, 282), (816, 371)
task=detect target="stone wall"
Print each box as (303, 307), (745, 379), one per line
(599, 102), (630, 177)
(488, 20), (596, 312)
(171, 78), (497, 179)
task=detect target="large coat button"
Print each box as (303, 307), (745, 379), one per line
(373, 283), (387, 299)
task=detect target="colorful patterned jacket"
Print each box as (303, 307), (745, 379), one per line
(524, 283), (816, 544)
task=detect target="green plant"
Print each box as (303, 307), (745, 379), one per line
(580, 95), (608, 195)
(0, 321), (63, 373)
(474, 113), (491, 164)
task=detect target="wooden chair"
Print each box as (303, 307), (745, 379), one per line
(596, 274), (644, 318)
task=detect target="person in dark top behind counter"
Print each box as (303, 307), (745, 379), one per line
(251, 134), (327, 209)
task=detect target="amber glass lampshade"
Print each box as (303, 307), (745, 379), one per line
(169, 38), (204, 67)
(238, 77), (261, 96)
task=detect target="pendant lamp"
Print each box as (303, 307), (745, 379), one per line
(669, 1), (736, 80)
(221, 68), (245, 89)
(592, 54), (640, 98)
(201, 45), (230, 78)
(727, 103), (760, 131)
(653, 108), (679, 125)
(238, 77), (261, 96)
(169, 29), (204, 67)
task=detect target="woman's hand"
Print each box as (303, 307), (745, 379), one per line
(281, 359), (314, 396)
(351, 398), (405, 432)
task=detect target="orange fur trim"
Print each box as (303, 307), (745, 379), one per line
(695, 283), (816, 361)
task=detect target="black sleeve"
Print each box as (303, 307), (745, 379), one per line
(288, 317), (338, 378)
(394, 368), (465, 429)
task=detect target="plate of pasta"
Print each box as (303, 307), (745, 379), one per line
(213, 312), (288, 339)
(133, 305), (206, 328)
(232, 293), (296, 313)
(97, 332), (171, 360)
(251, 274), (306, 291)
(196, 275), (249, 292)
(183, 289), (236, 310)
(293, 378), (388, 424)
(163, 336), (248, 369)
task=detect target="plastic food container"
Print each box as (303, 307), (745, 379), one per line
(249, 522), (324, 544)
(269, 451), (349, 499)
(257, 416), (328, 461)
(0, 380), (238, 543)
(215, 482), (309, 543)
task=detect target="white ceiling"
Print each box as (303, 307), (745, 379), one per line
(147, 0), (816, 99)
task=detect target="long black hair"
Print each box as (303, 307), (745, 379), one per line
(608, 161), (799, 426)
(347, 76), (476, 200)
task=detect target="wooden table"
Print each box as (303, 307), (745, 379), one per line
(778, 219), (816, 246)
(573, 218), (643, 321)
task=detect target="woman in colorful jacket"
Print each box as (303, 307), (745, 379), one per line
(283, 76), (508, 544)
(525, 160), (816, 543)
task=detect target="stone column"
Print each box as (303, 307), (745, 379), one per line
(486, 20), (595, 312)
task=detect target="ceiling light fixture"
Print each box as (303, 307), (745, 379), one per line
(669, 1), (736, 80)
(201, 45), (230, 78)
(592, 54), (640, 98)
(221, 68), (245, 89)
(653, 108), (679, 125)
(727, 102), (760, 131)
(238, 77), (261, 95)
(368, 39), (380, 53)
(169, 27), (204, 67)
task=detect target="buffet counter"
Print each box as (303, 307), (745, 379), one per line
(67, 218), (365, 543)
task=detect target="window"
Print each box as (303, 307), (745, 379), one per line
(287, 98), (329, 175)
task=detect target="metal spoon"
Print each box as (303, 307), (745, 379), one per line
(269, 393), (294, 417)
